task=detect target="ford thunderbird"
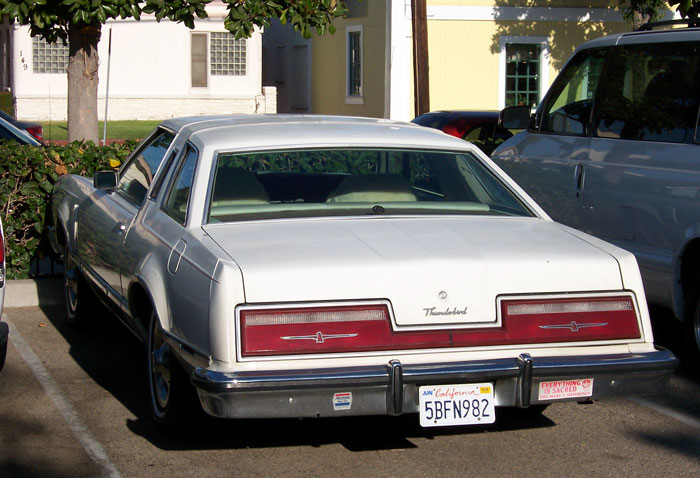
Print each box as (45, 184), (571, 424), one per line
(48, 115), (677, 429)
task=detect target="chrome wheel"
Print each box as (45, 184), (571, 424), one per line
(148, 311), (172, 418)
(63, 243), (79, 322)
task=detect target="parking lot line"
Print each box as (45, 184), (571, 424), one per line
(4, 315), (122, 478)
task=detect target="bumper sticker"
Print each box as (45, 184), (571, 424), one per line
(333, 392), (352, 411)
(538, 378), (594, 401)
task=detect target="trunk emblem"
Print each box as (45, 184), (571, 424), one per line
(281, 332), (358, 344)
(439, 291), (448, 300)
(539, 322), (608, 332)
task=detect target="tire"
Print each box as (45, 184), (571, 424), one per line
(0, 322), (8, 373)
(148, 310), (195, 430)
(63, 242), (94, 325)
(684, 292), (700, 371)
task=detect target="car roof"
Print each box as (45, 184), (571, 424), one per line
(575, 25), (700, 51)
(162, 115), (474, 152)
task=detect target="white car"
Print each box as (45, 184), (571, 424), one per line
(48, 115), (677, 429)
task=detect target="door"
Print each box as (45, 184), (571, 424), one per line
(582, 41), (700, 305)
(499, 49), (606, 229)
(77, 129), (175, 301)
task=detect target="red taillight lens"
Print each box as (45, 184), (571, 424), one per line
(239, 296), (641, 357)
(240, 304), (450, 357)
(497, 296), (641, 344)
(26, 125), (43, 141)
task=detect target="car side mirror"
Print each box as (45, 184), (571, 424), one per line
(499, 105), (532, 130)
(93, 170), (118, 190)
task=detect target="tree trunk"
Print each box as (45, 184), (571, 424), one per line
(67, 23), (101, 143)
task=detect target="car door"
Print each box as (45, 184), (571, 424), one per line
(582, 41), (700, 305)
(76, 128), (175, 303)
(496, 49), (606, 229)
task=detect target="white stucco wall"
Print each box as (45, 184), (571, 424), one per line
(12, 10), (274, 121)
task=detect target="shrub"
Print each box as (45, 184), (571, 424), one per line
(0, 141), (136, 279)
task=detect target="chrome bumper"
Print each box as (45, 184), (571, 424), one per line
(191, 349), (678, 419)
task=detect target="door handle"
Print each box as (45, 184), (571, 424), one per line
(574, 164), (585, 198)
(115, 223), (127, 235)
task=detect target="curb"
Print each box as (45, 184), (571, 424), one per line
(4, 279), (64, 308)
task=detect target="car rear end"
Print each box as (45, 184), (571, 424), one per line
(180, 117), (676, 428)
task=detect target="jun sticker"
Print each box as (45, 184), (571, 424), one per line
(333, 392), (352, 411)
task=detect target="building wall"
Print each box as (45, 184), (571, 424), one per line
(12, 8), (273, 122)
(310, 0), (387, 117)
(414, 0), (634, 116)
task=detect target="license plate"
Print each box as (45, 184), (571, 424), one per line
(419, 383), (495, 427)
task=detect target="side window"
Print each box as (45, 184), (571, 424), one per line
(163, 146), (198, 224)
(117, 130), (175, 206)
(540, 50), (605, 135)
(595, 42), (700, 143)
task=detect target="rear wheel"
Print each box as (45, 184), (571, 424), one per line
(148, 310), (195, 430)
(685, 293), (700, 371)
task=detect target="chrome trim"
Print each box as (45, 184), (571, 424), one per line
(539, 322), (608, 332)
(191, 348), (677, 419)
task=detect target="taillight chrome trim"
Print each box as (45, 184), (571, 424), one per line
(235, 292), (645, 361)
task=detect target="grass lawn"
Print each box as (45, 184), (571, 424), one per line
(41, 120), (161, 142)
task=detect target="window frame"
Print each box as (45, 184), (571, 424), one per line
(162, 143), (199, 226)
(191, 32), (209, 88)
(115, 128), (176, 207)
(498, 36), (550, 110)
(345, 25), (364, 105)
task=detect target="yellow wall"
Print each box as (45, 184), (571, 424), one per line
(311, 1), (387, 117)
(425, 17), (628, 112)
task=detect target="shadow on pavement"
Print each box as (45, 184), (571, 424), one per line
(39, 303), (556, 452)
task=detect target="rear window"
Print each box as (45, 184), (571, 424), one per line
(206, 148), (532, 223)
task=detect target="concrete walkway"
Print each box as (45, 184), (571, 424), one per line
(4, 279), (63, 308)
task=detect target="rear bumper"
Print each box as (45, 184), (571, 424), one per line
(191, 348), (678, 419)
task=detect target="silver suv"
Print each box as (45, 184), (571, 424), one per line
(492, 21), (700, 364)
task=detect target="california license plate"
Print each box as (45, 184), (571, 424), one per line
(419, 383), (496, 427)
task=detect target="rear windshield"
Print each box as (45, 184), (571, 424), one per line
(206, 148), (532, 222)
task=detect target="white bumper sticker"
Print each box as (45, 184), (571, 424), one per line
(538, 379), (594, 401)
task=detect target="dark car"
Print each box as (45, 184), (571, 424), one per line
(0, 115), (43, 146)
(412, 111), (513, 154)
(0, 110), (43, 142)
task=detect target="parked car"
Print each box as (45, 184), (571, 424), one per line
(0, 217), (7, 373)
(492, 21), (700, 366)
(0, 115), (43, 146)
(0, 110), (43, 142)
(48, 115), (676, 429)
(412, 110), (513, 154)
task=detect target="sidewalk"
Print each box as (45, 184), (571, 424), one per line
(4, 279), (63, 308)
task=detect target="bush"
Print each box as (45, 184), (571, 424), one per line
(0, 141), (136, 279)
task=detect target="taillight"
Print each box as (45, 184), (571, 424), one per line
(496, 296), (641, 344)
(26, 125), (43, 141)
(240, 304), (449, 356)
(239, 295), (641, 358)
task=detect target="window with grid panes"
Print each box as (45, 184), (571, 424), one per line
(210, 32), (246, 76)
(505, 44), (541, 108)
(347, 30), (362, 96)
(33, 36), (69, 74)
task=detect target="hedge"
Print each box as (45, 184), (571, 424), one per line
(1, 141), (136, 279)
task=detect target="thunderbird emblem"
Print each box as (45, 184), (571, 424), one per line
(281, 332), (358, 344)
(539, 322), (608, 332)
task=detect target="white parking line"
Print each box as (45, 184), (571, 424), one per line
(632, 396), (700, 430)
(3, 315), (122, 478)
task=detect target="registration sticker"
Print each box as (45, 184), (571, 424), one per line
(333, 392), (353, 411)
(538, 378), (594, 401)
(419, 383), (495, 427)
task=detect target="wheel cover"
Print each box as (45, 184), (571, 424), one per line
(64, 251), (78, 315)
(149, 318), (172, 414)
